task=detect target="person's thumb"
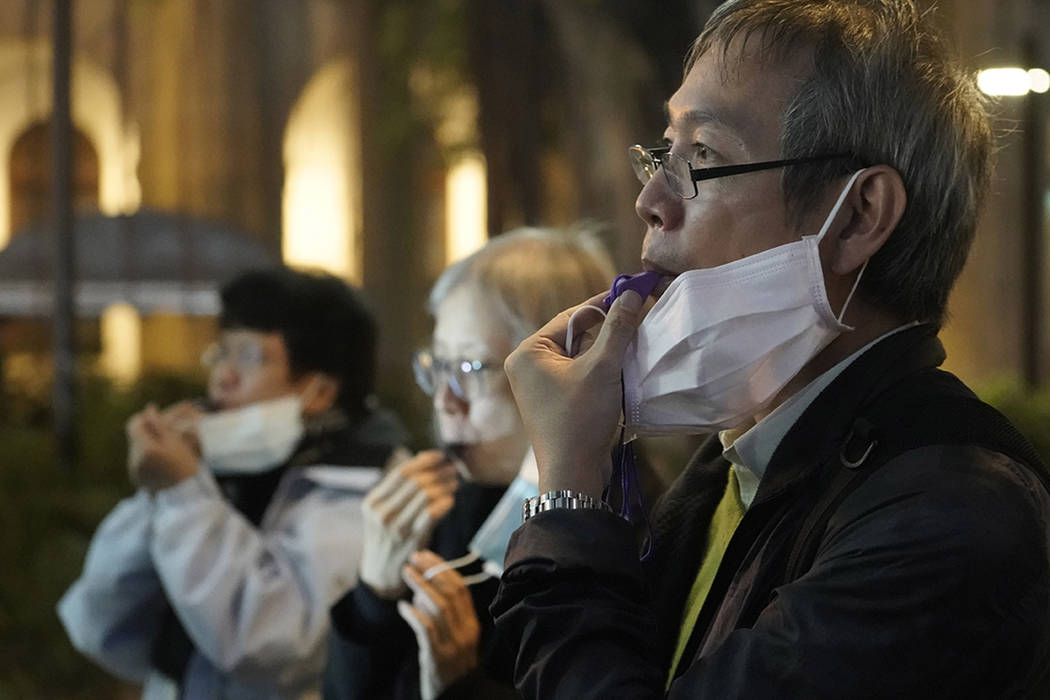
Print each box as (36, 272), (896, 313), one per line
(591, 290), (644, 361)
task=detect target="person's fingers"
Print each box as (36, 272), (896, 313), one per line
(367, 450), (446, 500)
(126, 412), (146, 441)
(412, 493), (454, 540)
(586, 290), (645, 370)
(369, 470), (426, 524)
(365, 451), (455, 511)
(365, 459), (418, 506)
(397, 599), (437, 647)
(530, 291), (610, 350)
(162, 400), (203, 435)
(410, 465), (460, 496)
(412, 550), (474, 620)
(370, 469), (456, 533)
(403, 564), (444, 620)
(565, 305), (610, 357)
(416, 472), (459, 505)
(398, 449), (452, 477)
(138, 405), (168, 442)
(389, 489), (431, 537)
(411, 549), (447, 572)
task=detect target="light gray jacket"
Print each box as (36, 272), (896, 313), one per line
(58, 464), (382, 700)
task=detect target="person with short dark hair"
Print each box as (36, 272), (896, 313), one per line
(59, 265), (408, 699)
(492, 1), (1050, 698)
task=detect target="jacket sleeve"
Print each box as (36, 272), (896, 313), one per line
(57, 489), (167, 682)
(323, 581), (413, 699)
(493, 446), (1050, 700)
(147, 467), (365, 687)
(491, 508), (667, 700)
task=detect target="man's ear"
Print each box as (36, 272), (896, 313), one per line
(828, 165), (906, 275)
(298, 373), (341, 416)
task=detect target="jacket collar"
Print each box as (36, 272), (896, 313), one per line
(752, 323), (946, 506)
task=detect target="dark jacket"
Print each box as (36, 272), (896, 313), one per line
(324, 480), (520, 700)
(491, 325), (1050, 699)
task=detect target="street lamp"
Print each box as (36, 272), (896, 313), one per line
(977, 67), (1050, 96)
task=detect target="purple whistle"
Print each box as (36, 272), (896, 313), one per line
(602, 271), (665, 310)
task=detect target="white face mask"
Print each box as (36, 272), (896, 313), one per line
(423, 449), (540, 584)
(623, 170), (866, 437)
(467, 474), (539, 577)
(198, 395), (305, 475)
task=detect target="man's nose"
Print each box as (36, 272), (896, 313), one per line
(635, 172), (683, 231)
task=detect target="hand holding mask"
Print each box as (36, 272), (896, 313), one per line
(398, 550), (481, 700)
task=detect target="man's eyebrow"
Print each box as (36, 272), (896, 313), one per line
(662, 102), (747, 146)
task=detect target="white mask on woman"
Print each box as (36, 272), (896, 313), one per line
(623, 170), (866, 438)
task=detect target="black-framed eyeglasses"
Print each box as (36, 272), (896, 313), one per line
(629, 144), (850, 200)
(412, 348), (502, 400)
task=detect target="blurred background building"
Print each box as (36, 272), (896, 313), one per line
(0, 0), (1047, 413)
(0, 0), (1047, 696)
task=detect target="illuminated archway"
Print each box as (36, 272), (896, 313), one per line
(0, 40), (140, 248)
(9, 120), (99, 234)
(282, 60), (361, 282)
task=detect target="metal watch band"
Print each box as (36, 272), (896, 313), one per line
(521, 489), (614, 523)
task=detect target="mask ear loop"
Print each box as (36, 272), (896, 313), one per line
(421, 550), (492, 586)
(814, 169), (868, 328)
(565, 305), (607, 357)
(836, 258), (869, 325)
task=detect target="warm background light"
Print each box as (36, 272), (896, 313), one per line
(445, 151), (488, 265)
(0, 41), (140, 249)
(1028, 68), (1050, 93)
(977, 66), (1050, 96)
(281, 61), (361, 283)
(98, 302), (142, 385)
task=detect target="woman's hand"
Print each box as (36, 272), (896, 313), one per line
(358, 451), (459, 599)
(398, 550), (481, 700)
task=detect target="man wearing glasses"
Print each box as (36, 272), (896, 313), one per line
(59, 267), (407, 699)
(493, 1), (1050, 698)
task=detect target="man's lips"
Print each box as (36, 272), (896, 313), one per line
(641, 261), (679, 298)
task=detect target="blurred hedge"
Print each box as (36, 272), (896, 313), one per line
(975, 378), (1050, 466)
(0, 373), (203, 699)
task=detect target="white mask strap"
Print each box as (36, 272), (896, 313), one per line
(565, 305), (607, 357)
(814, 169), (866, 242)
(422, 550), (479, 580)
(814, 169), (867, 326)
(837, 258), (868, 325)
(420, 549), (493, 586)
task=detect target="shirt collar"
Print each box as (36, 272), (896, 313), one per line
(719, 322), (919, 508)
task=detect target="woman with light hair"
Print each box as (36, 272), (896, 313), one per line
(325, 225), (615, 700)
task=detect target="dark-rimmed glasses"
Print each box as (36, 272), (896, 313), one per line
(629, 144), (849, 199)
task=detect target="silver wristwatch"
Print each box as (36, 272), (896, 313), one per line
(521, 489), (614, 523)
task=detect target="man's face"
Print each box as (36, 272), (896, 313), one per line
(206, 328), (302, 411)
(636, 41), (817, 286)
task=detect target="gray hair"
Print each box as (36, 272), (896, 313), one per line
(689, 0), (994, 325)
(427, 224), (616, 346)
